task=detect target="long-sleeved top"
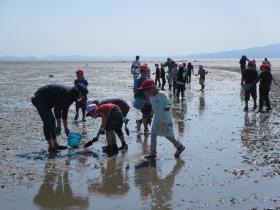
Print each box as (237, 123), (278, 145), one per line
(74, 78), (88, 87)
(34, 84), (76, 119)
(256, 70), (273, 89)
(242, 69), (258, 84)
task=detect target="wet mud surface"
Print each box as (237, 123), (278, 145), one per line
(0, 61), (280, 210)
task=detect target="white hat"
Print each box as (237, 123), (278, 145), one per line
(86, 104), (97, 116)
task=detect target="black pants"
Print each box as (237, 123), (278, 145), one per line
(75, 97), (87, 117)
(244, 85), (256, 101)
(155, 77), (161, 87)
(31, 95), (56, 141)
(106, 108), (123, 137)
(161, 77), (166, 89)
(259, 87), (271, 110)
(186, 74), (191, 83)
(177, 84), (185, 98)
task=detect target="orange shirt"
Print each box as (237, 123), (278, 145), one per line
(94, 103), (118, 117)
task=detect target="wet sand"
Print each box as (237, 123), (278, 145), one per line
(0, 60), (280, 210)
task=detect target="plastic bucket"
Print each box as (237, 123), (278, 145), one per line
(67, 132), (81, 148)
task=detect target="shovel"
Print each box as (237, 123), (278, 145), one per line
(84, 137), (99, 148)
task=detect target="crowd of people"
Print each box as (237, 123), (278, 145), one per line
(31, 55), (275, 159)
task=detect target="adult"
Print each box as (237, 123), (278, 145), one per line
(242, 61), (258, 111)
(239, 55), (250, 84)
(131, 55), (141, 84)
(262, 58), (271, 69)
(163, 58), (178, 92)
(186, 62), (194, 83)
(31, 84), (88, 153)
(256, 64), (273, 112)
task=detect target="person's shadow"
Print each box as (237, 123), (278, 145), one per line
(33, 160), (89, 210)
(88, 156), (129, 197)
(134, 159), (185, 210)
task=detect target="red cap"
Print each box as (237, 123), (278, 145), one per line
(248, 61), (255, 66)
(140, 63), (148, 72)
(76, 68), (84, 76)
(260, 64), (270, 71)
(138, 79), (155, 90)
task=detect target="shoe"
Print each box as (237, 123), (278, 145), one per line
(136, 120), (142, 131)
(266, 107), (271, 112)
(82, 117), (86, 122)
(145, 154), (156, 159)
(253, 104), (257, 110)
(244, 106), (248, 112)
(122, 117), (129, 124)
(56, 145), (68, 150)
(174, 145), (185, 158)
(48, 147), (58, 154)
(118, 144), (128, 151)
(144, 127), (149, 133)
(102, 145), (110, 152)
(74, 114), (79, 121)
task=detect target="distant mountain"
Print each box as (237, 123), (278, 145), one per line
(184, 43), (280, 59)
(0, 43), (279, 61)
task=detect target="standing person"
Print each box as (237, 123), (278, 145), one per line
(133, 64), (153, 133)
(137, 79), (185, 159)
(256, 64), (273, 112)
(87, 98), (130, 151)
(86, 103), (123, 156)
(74, 68), (88, 121)
(239, 55), (250, 84)
(176, 64), (187, 100)
(196, 65), (208, 91)
(31, 84), (88, 153)
(262, 58), (271, 69)
(154, 63), (161, 87)
(131, 55), (141, 84)
(242, 61), (258, 112)
(186, 62), (194, 83)
(163, 58), (177, 91)
(160, 63), (166, 90)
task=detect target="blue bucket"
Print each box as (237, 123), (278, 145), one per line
(67, 132), (81, 148)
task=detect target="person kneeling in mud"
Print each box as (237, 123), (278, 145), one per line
(196, 65), (208, 91)
(86, 103), (123, 156)
(31, 84), (88, 153)
(242, 60), (258, 112)
(87, 98), (129, 151)
(256, 64), (273, 112)
(138, 79), (185, 159)
(134, 64), (153, 133)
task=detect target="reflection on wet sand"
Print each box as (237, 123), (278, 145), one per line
(33, 160), (89, 210)
(88, 156), (129, 198)
(136, 133), (150, 154)
(134, 159), (185, 210)
(199, 92), (205, 115)
(172, 100), (187, 135)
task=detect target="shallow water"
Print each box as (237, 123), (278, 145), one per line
(0, 61), (280, 210)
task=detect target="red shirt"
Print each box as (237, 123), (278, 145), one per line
(94, 103), (118, 117)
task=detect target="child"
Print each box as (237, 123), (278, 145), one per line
(176, 64), (187, 100)
(86, 103), (123, 156)
(87, 98), (129, 151)
(160, 63), (166, 90)
(138, 79), (185, 159)
(74, 68), (88, 121)
(154, 63), (161, 87)
(256, 64), (273, 112)
(196, 65), (208, 91)
(133, 64), (153, 133)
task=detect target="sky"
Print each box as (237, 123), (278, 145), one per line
(0, 0), (280, 57)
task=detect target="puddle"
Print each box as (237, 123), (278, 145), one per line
(1, 61), (280, 209)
